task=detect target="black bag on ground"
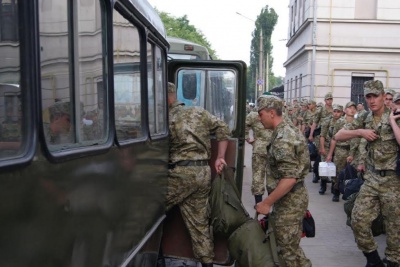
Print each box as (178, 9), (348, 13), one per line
(338, 163), (358, 195)
(302, 210), (315, 238)
(308, 141), (318, 161)
(209, 167), (250, 237)
(343, 192), (386, 236)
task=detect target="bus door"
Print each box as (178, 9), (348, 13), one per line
(162, 60), (247, 265)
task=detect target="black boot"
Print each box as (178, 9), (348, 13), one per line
(363, 250), (385, 267)
(332, 189), (340, 202)
(312, 173), (320, 183)
(201, 263), (213, 267)
(319, 180), (327, 195)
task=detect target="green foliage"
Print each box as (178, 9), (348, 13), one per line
(247, 6), (279, 100)
(158, 11), (218, 59)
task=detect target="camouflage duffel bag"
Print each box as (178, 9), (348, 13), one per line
(228, 219), (280, 267)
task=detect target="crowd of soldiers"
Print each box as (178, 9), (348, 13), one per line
(246, 80), (400, 267)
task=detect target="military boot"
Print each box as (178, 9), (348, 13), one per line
(363, 250), (385, 267)
(312, 173), (320, 183)
(319, 180), (327, 195)
(201, 263), (213, 267)
(332, 189), (340, 202)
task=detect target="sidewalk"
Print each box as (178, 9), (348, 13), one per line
(241, 143), (387, 267)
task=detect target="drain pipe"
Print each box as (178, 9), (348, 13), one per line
(310, 0), (317, 99)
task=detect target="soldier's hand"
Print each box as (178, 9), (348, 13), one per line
(346, 156), (353, 163)
(360, 129), (379, 141)
(308, 135), (314, 142)
(357, 165), (365, 172)
(326, 155), (332, 162)
(256, 201), (271, 215)
(320, 148), (326, 156)
(215, 158), (227, 174)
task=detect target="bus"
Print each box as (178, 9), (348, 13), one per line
(167, 36), (211, 60)
(0, 0), (247, 266)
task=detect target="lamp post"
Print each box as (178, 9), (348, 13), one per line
(236, 12), (264, 100)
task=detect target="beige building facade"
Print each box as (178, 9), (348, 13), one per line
(284, 0), (400, 107)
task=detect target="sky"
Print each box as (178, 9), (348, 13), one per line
(147, 0), (289, 77)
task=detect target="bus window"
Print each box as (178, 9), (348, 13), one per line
(176, 68), (236, 130)
(39, 0), (108, 151)
(147, 42), (167, 136)
(0, 0), (22, 160)
(167, 36), (210, 60)
(113, 8), (144, 141)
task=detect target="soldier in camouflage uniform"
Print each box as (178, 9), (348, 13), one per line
(256, 95), (312, 267)
(384, 89), (395, 109)
(245, 108), (272, 205)
(335, 80), (400, 267)
(326, 101), (358, 202)
(43, 102), (72, 145)
(356, 103), (368, 120)
(166, 83), (229, 267)
(297, 100), (308, 133)
(318, 104), (343, 194)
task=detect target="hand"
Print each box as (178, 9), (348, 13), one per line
(308, 135), (314, 142)
(389, 110), (400, 123)
(360, 129), (379, 142)
(326, 154), (332, 162)
(246, 138), (254, 144)
(357, 165), (365, 172)
(215, 157), (227, 174)
(320, 148), (326, 156)
(256, 201), (272, 215)
(346, 156), (353, 163)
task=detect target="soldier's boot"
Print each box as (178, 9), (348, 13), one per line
(363, 250), (385, 267)
(319, 180), (327, 195)
(312, 173), (320, 183)
(254, 195), (262, 208)
(332, 189), (340, 202)
(201, 263), (213, 267)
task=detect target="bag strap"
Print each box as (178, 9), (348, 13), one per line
(254, 212), (281, 266)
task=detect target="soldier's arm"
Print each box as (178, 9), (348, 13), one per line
(215, 140), (228, 174)
(389, 112), (400, 145)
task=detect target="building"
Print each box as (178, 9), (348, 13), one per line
(283, 0), (400, 106)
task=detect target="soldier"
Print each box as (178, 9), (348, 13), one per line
(297, 100), (308, 133)
(335, 80), (400, 267)
(318, 104), (343, 194)
(255, 95), (312, 267)
(245, 105), (272, 206)
(384, 89), (395, 109)
(326, 101), (358, 202)
(44, 101), (72, 145)
(356, 103), (368, 120)
(166, 82), (229, 267)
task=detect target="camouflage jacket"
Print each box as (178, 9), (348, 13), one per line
(304, 109), (317, 128)
(169, 101), (230, 163)
(267, 120), (309, 187)
(313, 105), (333, 127)
(344, 107), (400, 170)
(320, 117), (339, 148)
(245, 111), (272, 154)
(332, 117), (359, 157)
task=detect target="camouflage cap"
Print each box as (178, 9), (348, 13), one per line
(345, 101), (356, 109)
(384, 89), (396, 96)
(300, 100), (308, 106)
(364, 80), (384, 96)
(294, 104), (300, 108)
(324, 92), (333, 100)
(317, 102), (324, 107)
(49, 102), (70, 116)
(393, 93), (400, 103)
(257, 95), (283, 111)
(332, 104), (343, 112)
(309, 99), (316, 105)
(168, 82), (176, 93)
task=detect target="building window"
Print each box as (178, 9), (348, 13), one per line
(0, 0), (18, 42)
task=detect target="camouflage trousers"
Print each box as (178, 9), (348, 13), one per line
(166, 166), (214, 263)
(352, 171), (400, 263)
(332, 146), (350, 189)
(251, 153), (268, 195)
(272, 186), (312, 267)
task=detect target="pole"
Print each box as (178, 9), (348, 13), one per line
(258, 31), (263, 98)
(266, 53), (269, 92)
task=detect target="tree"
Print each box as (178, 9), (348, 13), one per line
(158, 11), (218, 59)
(248, 6), (279, 101)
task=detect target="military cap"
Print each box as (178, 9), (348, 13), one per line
(364, 80), (384, 96)
(384, 89), (396, 96)
(308, 99), (316, 105)
(294, 104), (300, 108)
(393, 93), (400, 103)
(345, 101), (356, 109)
(300, 100), (308, 106)
(324, 93), (333, 100)
(332, 104), (343, 112)
(257, 95), (283, 111)
(49, 101), (70, 116)
(288, 105), (294, 111)
(168, 82), (176, 93)
(317, 102), (323, 107)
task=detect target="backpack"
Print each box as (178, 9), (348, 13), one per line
(338, 163), (358, 196)
(342, 177), (364, 200)
(343, 192), (385, 237)
(209, 167), (250, 238)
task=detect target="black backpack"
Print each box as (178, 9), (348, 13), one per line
(338, 163), (358, 196)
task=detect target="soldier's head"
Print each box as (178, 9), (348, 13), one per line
(364, 80), (386, 114)
(332, 104), (343, 119)
(48, 101), (71, 134)
(257, 95), (284, 130)
(324, 92), (333, 107)
(344, 101), (357, 117)
(308, 99), (317, 110)
(384, 89), (396, 109)
(300, 100), (308, 111)
(357, 103), (365, 112)
(167, 82), (177, 106)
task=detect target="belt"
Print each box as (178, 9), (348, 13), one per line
(290, 181), (304, 192)
(168, 160), (209, 169)
(366, 165), (396, 177)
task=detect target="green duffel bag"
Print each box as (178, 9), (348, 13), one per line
(209, 166), (250, 237)
(228, 219), (284, 267)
